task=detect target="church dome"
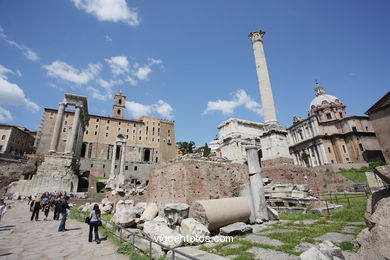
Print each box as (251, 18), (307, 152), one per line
(309, 83), (340, 110)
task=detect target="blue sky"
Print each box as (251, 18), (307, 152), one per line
(0, 0), (389, 146)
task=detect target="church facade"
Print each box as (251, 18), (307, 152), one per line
(287, 83), (383, 167)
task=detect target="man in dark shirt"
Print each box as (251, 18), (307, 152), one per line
(58, 196), (70, 232)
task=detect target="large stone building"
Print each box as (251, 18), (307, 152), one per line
(365, 91), (390, 162)
(35, 92), (176, 187)
(287, 83), (383, 166)
(0, 124), (35, 159)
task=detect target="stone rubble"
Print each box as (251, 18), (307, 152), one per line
(219, 222), (253, 236)
(163, 203), (189, 227)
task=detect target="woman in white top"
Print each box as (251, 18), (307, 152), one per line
(0, 199), (6, 223)
(88, 204), (101, 243)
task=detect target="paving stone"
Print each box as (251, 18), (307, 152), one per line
(252, 224), (270, 233)
(293, 242), (316, 252)
(315, 232), (354, 243)
(247, 247), (299, 260)
(0, 201), (128, 260)
(342, 226), (359, 233)
(242, 235), (284, 246)
(342, 250), (358, 260)
(222, 243), (242, 250)
(346, 222), (365, 226)
(293, 219), (318, 225)
(262, 228), (301, 234)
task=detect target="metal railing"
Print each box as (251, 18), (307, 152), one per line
(76, 211), (199, 260)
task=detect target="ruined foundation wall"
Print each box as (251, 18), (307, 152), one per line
(262, 164), (354, 195)
(147, 159), (250, 208)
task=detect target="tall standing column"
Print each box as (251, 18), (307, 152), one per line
(49, 102), (66, 152)
(65, 106), (81, 154)
(110, 143), (117, 178)
(118, 143), (126, 184)
(246, 146), (269, 222)
(248, 30), (277, 125)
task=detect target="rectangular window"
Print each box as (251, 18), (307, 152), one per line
(96, 118), (99, 122)
(342, 145), (347, 154)
(85, 131), (88, 135)
(94, 131), (97, 136)
(326, 113), (332, 120)
(95, 125), (98, 129)
(339, 112), (343, 118)
(63, 128), (66, 132)
(118, 128), (121, 132)
(359, 143), (364, 151)
(119, 121), (121, 125)
(328, 147), (331, 153)
(352, 126), (357, 132)
(107, 120), (110, 124)
(1, 135), (5, 140)
(106, 126), (109, 130)
(64, 121), (67, 125)
(105, 133), (108, 137)
(125, 166), (128, 170)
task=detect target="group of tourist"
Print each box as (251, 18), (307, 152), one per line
(27, 192), (70, 232)
(27, 192), (102, 243)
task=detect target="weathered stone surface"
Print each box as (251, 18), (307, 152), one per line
(262, 229), (301, 234)
(219, 222), (252, 236)
(101, 204), (113, 215)
(167, 247), (229, 260)
(147, 160), (249, 208)
(111, 200), (138, 227)
(243, 235), (284, 246)
(133, 236), (165, 258)
(318, 240), (345, 260)
(356, 191), (390, 260)
(189, 197), (251, 231)
(153, 216), (166, 222)
(12, 192), (21, 200)
(163, 203), (189, 227)
(140, 202), (158, 222)
(300, 247), (328, 260)
(267, 206), (279, 220)
(374, 165), (390, 185)
(315, 233), (353, 243)
(78, 203), (94, 213)
(294, 242), (316, 253)
(143, 221), (182, 248)
(247, 247), (299, 260)
(342, 226), (359, 234)
(179, 218), (210, 244)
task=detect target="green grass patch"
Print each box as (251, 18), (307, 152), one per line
(336, 241), (355, 251)
(101, 214), (113, 222)
(338, 168), (368, 183)
(280, 212), (321, 221)
(96, 176), (109, 180)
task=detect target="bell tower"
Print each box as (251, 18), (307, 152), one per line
(112, 92), (126, 119)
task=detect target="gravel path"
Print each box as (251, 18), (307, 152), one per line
(0, 201), (128, 260)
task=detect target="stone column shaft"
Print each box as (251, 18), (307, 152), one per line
(49, 102), (66, 152)
(118, 143), (126, 184)
(246, 146), (269, 222)
(249, 30), (277, 124)
(110, 143), (117, 178)
(65, 106), (81, 154)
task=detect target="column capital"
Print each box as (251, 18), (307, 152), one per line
(248, 30), (266, 44)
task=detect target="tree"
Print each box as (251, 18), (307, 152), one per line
(176, 141), (196, 155)
(203, 143), (211, 157)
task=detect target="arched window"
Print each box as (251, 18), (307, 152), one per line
(119, 98), (122, 105)
(117, 109), (121, 115)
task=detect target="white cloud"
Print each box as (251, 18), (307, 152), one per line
(203, 89), (262, 116)
(43, 60), (101, 84)
(125, 100), (174, 119)
(126, 76), (137, 86)
(71, 0), (140, 26)
(133, 58), (163, 80)
(104, 35), (112, 42)
(87, 78), (124, 101)
(0, 106), (13, 122)
(105, 56), (129, 75)
(0, 26), (39, 61)
(0, 77), (40, 112)
(0, 65), (13, 80)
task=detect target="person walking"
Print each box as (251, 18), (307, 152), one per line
(30, 198), (41, 221)
(58, 196), (70, 232)
(88, 204), (101, 244)
(53, 198), (61, 220)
